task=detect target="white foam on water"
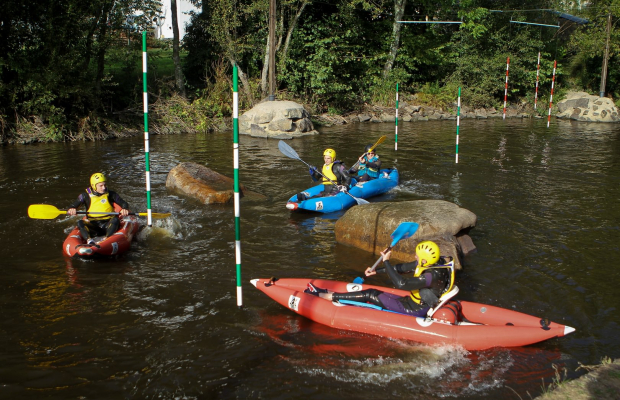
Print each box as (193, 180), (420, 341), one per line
(293, 342), (514, 397)
(137, 216), (184, 241)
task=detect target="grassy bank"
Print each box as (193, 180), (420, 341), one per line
(530, 358), (620, 400)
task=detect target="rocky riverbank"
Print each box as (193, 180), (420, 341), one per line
(6, 91), (618, 144)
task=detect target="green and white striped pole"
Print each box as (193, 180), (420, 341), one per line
(233, 65), (243, 307)
(455, 87), (461, 164)
(395, 83), (399, 151)
(142, 31), (152, 226)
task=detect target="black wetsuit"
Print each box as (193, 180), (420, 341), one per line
(331, 258), (452, 316)
(298, 161), (352, 201)
(69, 190), (129, 240)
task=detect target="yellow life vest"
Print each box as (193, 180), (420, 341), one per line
(409, 262), (455, 305)
(321, 162), (338, 185)
(86, 189), (114, 220)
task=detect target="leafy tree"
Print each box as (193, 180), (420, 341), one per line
(566, 0), (620, 98)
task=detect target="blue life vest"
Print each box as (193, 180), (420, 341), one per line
(358, 155), (380, 178)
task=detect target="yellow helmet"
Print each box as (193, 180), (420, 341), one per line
(90, 172), (107, 192)
(323, 148), (336, 160)
(415, 241), (440, 267)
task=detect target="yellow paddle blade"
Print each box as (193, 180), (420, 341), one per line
(137, 212), (172, 219)
(369, 135), (386, 152)
(28, 204), (65, 219)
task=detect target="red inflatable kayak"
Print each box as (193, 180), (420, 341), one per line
(251, 277), (575, 351)
(62, 215), (140, 258)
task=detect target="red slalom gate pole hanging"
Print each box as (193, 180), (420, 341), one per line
(547, 60), (557, 128)
(534, 52), (541, 109)
(503, 57), (510, 120)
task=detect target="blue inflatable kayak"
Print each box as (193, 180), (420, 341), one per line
(286, 168), (399, 213)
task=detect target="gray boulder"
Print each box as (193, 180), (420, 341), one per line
(556, 91), (619, 122)
(334, 200), (477, 270)
(239, 100), (319, 138)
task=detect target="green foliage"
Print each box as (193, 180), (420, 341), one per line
(566, 1), (620, 98)
(1, 0), (616, 142)
(416, 81), (461, 109)
(282, 13), (366, 110)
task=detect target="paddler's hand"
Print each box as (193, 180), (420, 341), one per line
(68, 208), (77, 216)
(365, 267), (377, 277)
(119, 208), (130, 217)
(380, 249), (392, 261)
(337, 185), (348, 193)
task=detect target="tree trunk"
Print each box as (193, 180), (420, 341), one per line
(171, 0), (186, 97)
(280, 0), (307, 70)
(261, 35), (270, 97)
(383, 0), (407, 78)
(94, 3), (113, 99)
(230, 58), (254, 106)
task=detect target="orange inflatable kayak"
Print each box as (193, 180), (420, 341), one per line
(251, 277), (575, 351)
(62, 215), (140, 258)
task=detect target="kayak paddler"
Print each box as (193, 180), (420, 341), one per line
(349, 144), (382, 182)
(296, 148), (351, 202)
(307, 241), (455, 317)
(67, 172), (131, 245)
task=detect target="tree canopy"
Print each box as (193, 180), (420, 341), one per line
(0, 0), (616, 141)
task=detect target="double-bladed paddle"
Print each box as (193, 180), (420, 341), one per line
(277, 140), (369, 205)
(28, 204), (171, 220)
(350, 135), (386, 171)
(353, 222), (420, 283)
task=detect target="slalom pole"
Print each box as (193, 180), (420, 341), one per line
(455, 87), (461, 164)
(547, 60), (557, 128)
(503, 57), (510, 120)
(395, 83), (399, 151)
(233, 65), (243, 307)
(142, 31), (152, 227)
(534, 52), (541, 109)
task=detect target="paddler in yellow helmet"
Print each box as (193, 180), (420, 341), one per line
(296, 148), (351, 202)
(67, 173), (131, 245)
(306, 241), (455, 317)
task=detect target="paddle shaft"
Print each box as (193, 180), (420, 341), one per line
(369, 245), (392, 273)
(355, 222), (419, 282)
(68, 210), (170, 218)
(73, 211), (144, 217)
(28, 204), (170, 219)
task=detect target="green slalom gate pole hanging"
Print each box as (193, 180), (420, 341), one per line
(233, 65), (243, 307)
(142, 31), (153, 226)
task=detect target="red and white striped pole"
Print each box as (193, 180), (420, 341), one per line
(503, 57), (510, 120)
(547, 60), (557, 128)
(534, 52), (541, 109)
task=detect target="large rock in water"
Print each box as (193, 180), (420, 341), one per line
(556, 91), (619, 122)
(335, 201), (477, 270)
(239, 100), (319, 139)
(166, 162), (265, 204)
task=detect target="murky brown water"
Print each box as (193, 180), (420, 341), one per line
(1, 118), (619, 399)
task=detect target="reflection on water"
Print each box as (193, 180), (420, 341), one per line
(1, 118), (619, 399)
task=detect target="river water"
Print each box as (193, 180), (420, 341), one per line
(1, 118), (619, 399)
